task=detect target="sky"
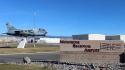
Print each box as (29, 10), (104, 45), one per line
(0, 0), (125, 36)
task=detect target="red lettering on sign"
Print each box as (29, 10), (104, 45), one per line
(60, 40), (79, 44)
(73, 44), (91, 48)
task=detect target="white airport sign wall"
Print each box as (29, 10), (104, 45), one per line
(60, 40), (124, 52)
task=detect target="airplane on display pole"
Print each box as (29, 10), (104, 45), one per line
(5, 22), (47, 37)
(4, 22), (48, 48)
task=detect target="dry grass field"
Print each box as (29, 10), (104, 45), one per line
(0, 64), (52, 70)
(0, 43), (59, 54)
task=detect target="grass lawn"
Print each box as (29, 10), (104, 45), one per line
(0, 64), (52, 70)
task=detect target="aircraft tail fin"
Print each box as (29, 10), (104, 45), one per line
(6, 22), (17, 31)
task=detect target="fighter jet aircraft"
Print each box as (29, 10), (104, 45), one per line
(5, 22), (47, 37)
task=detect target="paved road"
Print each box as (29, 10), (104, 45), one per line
(0, 52), (60, 63)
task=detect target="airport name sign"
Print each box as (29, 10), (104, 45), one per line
(60, 40), (124, 52)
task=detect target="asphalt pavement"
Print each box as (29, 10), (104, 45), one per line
(0, 52), (60, 63)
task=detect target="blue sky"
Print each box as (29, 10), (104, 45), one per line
(0, 0), (125, 36)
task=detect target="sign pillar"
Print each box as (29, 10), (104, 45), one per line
(17, 38), (27, 48)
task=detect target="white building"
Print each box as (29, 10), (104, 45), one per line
(72, 34), (105, 40)
(38, 38), (60, 43)
(0, 35), (18, 43)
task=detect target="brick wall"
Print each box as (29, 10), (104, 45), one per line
(60, 51), (122, 64)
